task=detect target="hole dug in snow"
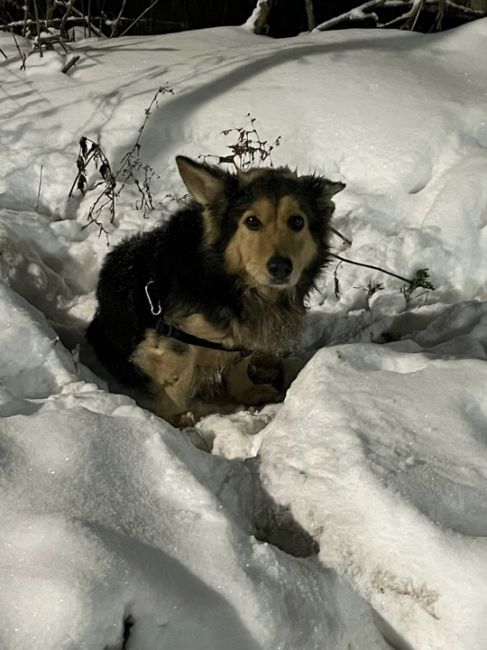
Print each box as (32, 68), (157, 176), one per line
(216, 456), (320, 559)
(104, 613), (134, 650)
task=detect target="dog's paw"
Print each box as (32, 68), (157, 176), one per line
(248, 352), (283, 387)
(239, 383), (281, 406)
(176, 411), (197, 428)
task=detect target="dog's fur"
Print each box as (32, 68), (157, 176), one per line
(87, 156), (344, 425)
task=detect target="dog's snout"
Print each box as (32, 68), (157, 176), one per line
(267, 256), (293, 281)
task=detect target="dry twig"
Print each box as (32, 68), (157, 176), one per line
(119, 0), (162, 37)
(32, 0), (43, 57)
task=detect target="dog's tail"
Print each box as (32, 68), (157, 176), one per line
(86, 314), (147, 388)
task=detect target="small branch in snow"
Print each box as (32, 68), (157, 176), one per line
(59, 0), (75, 38)
(32, 0), (43, 57)
(314, 0), (387, 31)
(202, 113), (281, 171)
(37, 32), (70, 52)
(53, 1), (107, 38)
(109, 0), (128, 37)
(35, 165), (43, 212)
(70, 85), (173, 235)
(334, 261), (343, 299)
(330, 252), (435, 296)
(330, 226), (352, 247)
(330, 252), (411, 284)
(61, 54), (80, 73)
(0, 46), (7, 59)
(10, 30), (27, 70)
(22, 1), (28, 37)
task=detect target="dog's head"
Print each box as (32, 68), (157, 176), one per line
(176, 156), (344, 294)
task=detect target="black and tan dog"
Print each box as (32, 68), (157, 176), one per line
(87, 156), (344, 426)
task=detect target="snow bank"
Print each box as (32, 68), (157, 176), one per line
(259, 305), (487, 649)
(0, 276), (390, 650)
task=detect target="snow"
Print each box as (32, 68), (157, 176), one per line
(1, 17), (487, 649)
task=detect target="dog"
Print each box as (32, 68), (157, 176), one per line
(87, 156), (344, 426)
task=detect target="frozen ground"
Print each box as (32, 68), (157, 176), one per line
(1, 18), (487, 650)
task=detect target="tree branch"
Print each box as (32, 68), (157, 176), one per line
(314, 0), (387, 31)
(329, 252), (412, 284)
(119, 0), (162, 37)
(304, 0), (316, 30)
(109, 0), (128, 37)
(54, 0), (106, 37)
(59, 0), (75, 37)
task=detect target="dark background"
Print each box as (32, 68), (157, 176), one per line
(1, 0), (486, 38)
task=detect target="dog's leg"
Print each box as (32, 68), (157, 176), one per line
(132, 330), (197, 426)
(224, 353), (281, 406)
(150, 367), (197, 427)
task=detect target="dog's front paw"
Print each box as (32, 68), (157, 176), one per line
(239, 383), (281, 406)
(248, 352), (283, 387)
(176, 411), (197, 428)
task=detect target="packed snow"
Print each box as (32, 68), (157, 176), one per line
(1, 17), (487, 650)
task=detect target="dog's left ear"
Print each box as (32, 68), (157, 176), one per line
(300, 175), (346, 199)
(176, 156), (228, 206)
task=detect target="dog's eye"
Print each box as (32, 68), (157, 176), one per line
(287, 215), (305, 231)
(244, 216), (262, 231)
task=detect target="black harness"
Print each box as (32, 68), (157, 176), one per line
(144, 281), (248, 354)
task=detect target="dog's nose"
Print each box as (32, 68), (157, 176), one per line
(267, 256), (293, 282)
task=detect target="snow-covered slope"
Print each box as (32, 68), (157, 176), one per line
(1, 19), (487, 649)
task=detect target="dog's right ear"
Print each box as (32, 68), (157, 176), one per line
(176, 156), (227, 206)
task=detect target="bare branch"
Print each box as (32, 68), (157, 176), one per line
(54, 0), (107, 38)
(32, 0), (43, 57)
(10, 28), (27, 70)
(381, 0), (486, 27)
(59, 0), (75, 38)
(22, 1), (28, 37)
(330, 252), (412, 284)
(119, 0), (162, 37)
(330, 226), (352, 247)
(110, 0), (128, 37)
(314, 0), (387, 31)
(61, 54), (80, 73)
(36, 165), (43, 212)
(380, 0), (424, 28)
(304, 0), (316, 30)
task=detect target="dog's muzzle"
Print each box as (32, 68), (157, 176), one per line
(267, 256), (293, 284)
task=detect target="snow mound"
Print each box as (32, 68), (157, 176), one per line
(259, 302), (487, 650)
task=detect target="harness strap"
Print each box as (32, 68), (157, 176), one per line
(144, 281), (248, 354)
(156, 320), (247, 353)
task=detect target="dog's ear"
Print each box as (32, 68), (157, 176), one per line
(176, 156), (228, 206)
(299, 175), (345, 199)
